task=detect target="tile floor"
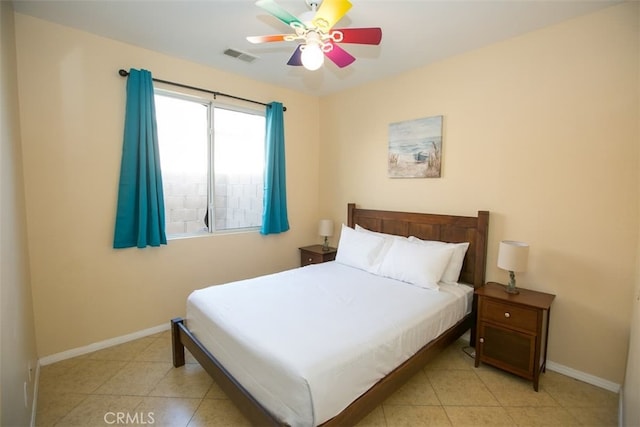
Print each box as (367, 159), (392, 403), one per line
(35, 331), (619, 426)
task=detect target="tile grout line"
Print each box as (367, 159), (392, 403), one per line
(473, 366), (519, 426)
(185, 397), (207, 427)
(48, 334), (164, 425)
(425, 367), (453, 426)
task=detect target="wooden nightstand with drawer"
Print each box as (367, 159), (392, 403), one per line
(299, 245), (337, 267)
(475, 282), (555, 391)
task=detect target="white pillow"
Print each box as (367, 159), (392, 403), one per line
(408, 237), (470, 285)
(335, 224), (386, 272)
(355, 224), (408, 271)
(355, 224), (401, 240)
(377, 238), (455, 290)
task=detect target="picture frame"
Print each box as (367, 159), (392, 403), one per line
(388, 115), (443, 178)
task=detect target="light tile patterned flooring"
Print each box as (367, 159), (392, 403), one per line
(36, 331), (619, 426)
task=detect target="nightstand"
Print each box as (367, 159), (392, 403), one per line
(299, 245), (337, 267)
(474, 282), (555, 391)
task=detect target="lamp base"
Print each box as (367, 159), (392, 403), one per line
(504, 271), (520, 294)
(504, 286), (520, 295)
(322, 236), (330, 252)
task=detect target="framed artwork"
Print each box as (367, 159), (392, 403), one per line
(388, 115), (443, 178)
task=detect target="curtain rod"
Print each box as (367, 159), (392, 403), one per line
(118, 69), (286, 112)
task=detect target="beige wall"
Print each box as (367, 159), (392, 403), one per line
(1, 1), (38, 424)
(320, 2), (639, 384)
(14, 14), (321, 357)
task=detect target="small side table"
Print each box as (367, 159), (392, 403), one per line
(299, 245), (337, 267)
(474, 282), (555, 391)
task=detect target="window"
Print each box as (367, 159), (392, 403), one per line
(154, 91), (265, 237)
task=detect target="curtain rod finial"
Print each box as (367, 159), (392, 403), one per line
(118, 69), (129, 77)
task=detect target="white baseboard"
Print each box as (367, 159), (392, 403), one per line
(36, 324), (621, 396)
(460, 329), (619, 393)
(463, 328), (619, 394)
(618, 388), (624, 427)
(30, 361), (40, 427)
(38, 323), (170, 366)
(461, 330), (620, 393)
(546, 360), (621, 393)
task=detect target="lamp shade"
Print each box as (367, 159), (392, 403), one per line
(318, 219), (334, 237)
(301, 42), (324, 71)
(497, 240), (529, 272)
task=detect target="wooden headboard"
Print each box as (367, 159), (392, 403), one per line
(347, 203), (489, 288)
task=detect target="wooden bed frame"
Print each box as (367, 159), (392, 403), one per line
(172, 203), (489, 426)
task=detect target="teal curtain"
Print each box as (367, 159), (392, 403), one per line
(260, 102), (289, 235)
(113, 68), (167, 248)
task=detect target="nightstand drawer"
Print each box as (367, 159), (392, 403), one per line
(299, 245), (337, 267)
(302, 251), (325, 266)
(482, 299), (538, 333)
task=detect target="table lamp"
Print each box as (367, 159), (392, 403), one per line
(497, 240), (529, 295)
(318, 219), (334, 251)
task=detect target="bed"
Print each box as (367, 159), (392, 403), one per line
(171, 203), (489, 426)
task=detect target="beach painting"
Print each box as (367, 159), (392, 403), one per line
(388, 115), (443, 178)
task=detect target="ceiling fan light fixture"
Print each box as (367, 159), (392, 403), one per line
(300, 41), (324, 70)
(248, 0), (381, 70)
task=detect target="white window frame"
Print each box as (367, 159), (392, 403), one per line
(155, 88), (266, 238)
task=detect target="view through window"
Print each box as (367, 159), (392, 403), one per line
(155, 92), (265, 236)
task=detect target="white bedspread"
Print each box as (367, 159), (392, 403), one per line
(187, 262), (473, 426)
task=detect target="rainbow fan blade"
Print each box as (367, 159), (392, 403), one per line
(247, 34), (290, 44)
(324, 42), (356, 68)
(333, 27), (382, 45)
(287, 45), (303, 66)
(312, 0), (352, 32)
(255, 0), (303, 27)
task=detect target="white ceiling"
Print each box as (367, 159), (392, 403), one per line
(12, 0), (622, 96)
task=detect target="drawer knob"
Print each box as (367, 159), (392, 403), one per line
(308, 258), (313, 262)
(479, 338), (484, 343)
(504, 312), (511, 318)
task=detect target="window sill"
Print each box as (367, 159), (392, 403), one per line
(167, 227), (260, 241)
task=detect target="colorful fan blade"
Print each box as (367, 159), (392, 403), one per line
(324, 42), (356, 68)
(333, 27), (382, 45)
(255, 0), (303, 27)
(312, 0), (352, 32)
(287, 45), (303, 66)
(246, 34), (290, 44)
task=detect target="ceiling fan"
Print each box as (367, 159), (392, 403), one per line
(247, 0), (382, 71)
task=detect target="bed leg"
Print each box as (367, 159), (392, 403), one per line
(171, 318), (186, 367)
